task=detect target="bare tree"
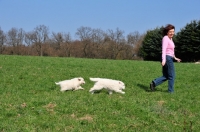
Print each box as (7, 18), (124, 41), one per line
(76, 26), (93, 57)
(76, 26), (92, 41)
(32, 25), (49, 56)
(63, 33), (72, 57)
(7, 28), (24, 54)
(0, 27), (6, 54)
(127, 31), (140, 46)
(105, 28), (126, 59)
(87, 28), (105, 58)
(7, 28), (17, 48)
(25, 31), (34, 46)
(106, 28), (125, 43)
(51, 32), (64, 49)
(91, 29), (104, 44)
(134, 33), (145, 58)
(60, 32), (72, 57)
(126, 32), (145, 59)
(49, 32), (72, 57)
(24, 31), (35, 55)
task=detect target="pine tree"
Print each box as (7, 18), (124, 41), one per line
(139, 27), (163, 61)
(175, 20), (200, 62)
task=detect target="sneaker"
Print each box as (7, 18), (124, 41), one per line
(150, 82), (155, 91)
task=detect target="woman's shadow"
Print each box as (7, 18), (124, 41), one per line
(137, 83), (151, 92)
(137, 83), (165, 92)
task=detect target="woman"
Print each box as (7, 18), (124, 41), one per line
(150, 24), (181, 93)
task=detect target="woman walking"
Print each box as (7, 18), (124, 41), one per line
(150, 24), (181, 93)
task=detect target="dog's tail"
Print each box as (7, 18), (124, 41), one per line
(89, 78), (101, 82)
(55, 82), (60, 85)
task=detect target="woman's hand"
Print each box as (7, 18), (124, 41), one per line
(162, 61), (166, 66)
(174, 57), (181, 62)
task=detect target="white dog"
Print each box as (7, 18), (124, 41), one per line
(89, 78), (125, 94)
(55, 77), (85, 92)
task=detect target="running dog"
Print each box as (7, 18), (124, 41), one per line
(55, 77), (85, 91)
(89, 78), (125, 94)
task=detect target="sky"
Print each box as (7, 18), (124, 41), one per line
(0, 0), (200, 39)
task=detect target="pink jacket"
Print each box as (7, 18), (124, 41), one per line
(162, 36), (175, 62)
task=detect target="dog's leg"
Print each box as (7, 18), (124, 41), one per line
(89, 85), (102, 94)
(89, 88), (95, 94)
(115, 90), (125, 94)
(90, 90), (95, 94)
(108, 90), (113, 95)
(60, 85), (69, 92)
(78, 86), (84, 90)
(60, 88), (66, 92)
(74, 86), (84, 91)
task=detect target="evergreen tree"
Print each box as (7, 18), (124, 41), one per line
(175, 20), (200, 62)
(139, 27), (163, 61)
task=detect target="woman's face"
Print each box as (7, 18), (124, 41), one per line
(167, 29), (175, 39)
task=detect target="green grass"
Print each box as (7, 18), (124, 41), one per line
(0, 55), (200, 131)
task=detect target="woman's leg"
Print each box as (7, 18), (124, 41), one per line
(166, 56), (175, 93)
(152, 63), (168, 87)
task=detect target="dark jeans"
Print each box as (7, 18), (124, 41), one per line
(153, 55), (175, 92)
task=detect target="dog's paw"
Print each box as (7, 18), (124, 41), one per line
(90, 91), (94, 94)
(109, 91), (113, 95)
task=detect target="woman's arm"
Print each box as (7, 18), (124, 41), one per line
(161, 37), (168, 66)
(174, 55), (181, 62)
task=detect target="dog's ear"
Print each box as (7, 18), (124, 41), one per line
(119, 81), (121, 84)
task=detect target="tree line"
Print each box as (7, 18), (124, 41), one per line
(0, 26), (144, 60)
(0, 19), (200, 62)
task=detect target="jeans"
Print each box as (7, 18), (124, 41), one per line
(153, 55), (175, 93)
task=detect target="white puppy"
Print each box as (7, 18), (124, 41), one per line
(89, 78), (125, 94)
(55, 77), (85, 92)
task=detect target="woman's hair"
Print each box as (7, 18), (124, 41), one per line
(163, 24), (175, 35)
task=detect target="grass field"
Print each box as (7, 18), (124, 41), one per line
(0, 55), (200, 131)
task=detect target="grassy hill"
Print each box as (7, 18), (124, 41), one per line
(0, 55), (199, 131)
